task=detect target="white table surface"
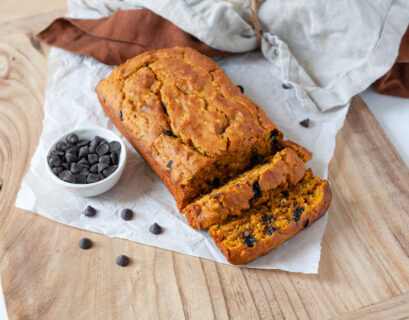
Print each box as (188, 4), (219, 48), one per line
(361, 87), (409, 168)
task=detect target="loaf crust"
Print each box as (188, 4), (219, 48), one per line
(183, 147), (306, 229)
(209, 169), (332, 265)
(96, 47), (287, 209)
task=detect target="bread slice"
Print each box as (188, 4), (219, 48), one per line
(183, 147), (306, 229)
(209, 169), (332, 265)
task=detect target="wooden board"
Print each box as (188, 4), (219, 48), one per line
(0, 4), (408, 320)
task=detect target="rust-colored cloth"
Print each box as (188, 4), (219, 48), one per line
(374, 26), (409, 97)
(36, 9), (227, 66)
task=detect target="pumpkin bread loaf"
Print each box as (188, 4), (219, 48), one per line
(96, 47), (309, 209)
(183, 147), (307, 230)
(209, 169), (332, 265)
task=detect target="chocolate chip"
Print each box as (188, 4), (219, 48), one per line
(282, 83), (291, 89)
(56, 141), (67, 151)
(116, 255), (129, 267)
(89, 141), (97, 153)
(299, 118), (310, 128)
(281, 190), (289, 198)
(109, 141), (121, 153)
(161, 103), (168, 115)
(110, 152), (119, 165)
(87, 173), (101, 184)
(266, 225), (278, 235)
(163, 130), (175, 137)
(96, 142), (109, 156)
(66, 146), (79, 155)
(78, 146), (89, 158)
(51, 150), (65, 157)
(167, 160), (173, 169)
(252, 181), (262, 200)
(78, 157), (89, 166)
(75, 174), (87, 184)
(243, 233), (256, 248)
(58, 170), (70, 180)
(65, 152), (79, 163)
(52, 166), (64, 175)
(149, 223), (162, 235)
(98, 162), (109, 173)
(70, 163), (82, 174)
(237, 85), (244, 93)
(79, 238), (92, 250)
(293, 200), (298, 206)
(62, 171), (76, 183)
(80, 168), (90, 177)
(99, 155), (111, 164)
(121, 209), (133, 221)
(119, 110), (123, 121)
(261, 213), (274, 223)
(88, 153), (99, 165)
(269, 129), (279, 139)
(89, 164), (98, 173)
(66, 133), (79, 145)
(49, 155), (62, 167)
(77, 139), (90, 147)
(304, 219), (309, 228)
(83, 205), (96, 217)
(102, 165), (117, 177)
(292, 207), (305, 222)
(62, 162), (70, 170)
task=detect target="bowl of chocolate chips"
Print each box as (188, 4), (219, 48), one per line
(46, 127), (127, 197)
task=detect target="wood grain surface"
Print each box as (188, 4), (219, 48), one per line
(0, 3), (408, 320)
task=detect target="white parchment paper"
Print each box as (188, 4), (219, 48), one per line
(15, 47), (348, 272)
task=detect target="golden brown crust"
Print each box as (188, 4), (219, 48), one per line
(96, 47), (287, 209)
(183, 147), (306, 229)
(209, 176), (332, 265)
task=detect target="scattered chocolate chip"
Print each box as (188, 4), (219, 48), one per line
(116, 255), (129, 267)
(281, 190), (289, 198)
(163, 130), (175, 137)
(70, 163), (82, 174)
(98, 163), (109, 173)
(49, 155), (62, 167)
(252, 181), (262, 200)
(304, 219), (309, 228)
(110, 152), (119, 165)
(121, 209), (133, 221)
(51, 150), (65, 157)
(167, 160), (173, 169)
(292, 207), (305, 222)
(78, 146), (89, 158)
(56, 141), (67, 151)
(293, 200), (298, 206)
(66, 133), (79, 145)
(161, 103), (168, 115)
(149, 223), (162, 235)
(102, 165), (117, 177)
(269, 129), (279, 139)
(237, 85), (244, 93)
(52, 166), (64, 175)
(87, 173), (101, 184)
(77, 139), (90, 147)
(96, 142), (109, 156)
(79, 238), (92, 249)
(89, 163), (98, 173)
(299, 118), (310, 128)
(282, 83), (291, 89)
(261, 213), (274, 223)
(83, 205), (96, 217)
(88, 153), (99, 165)
(266, 225), (278, 235)
(243, 233), (257, 248)
(109, 141), (121, 153)
(66, 152), (79, 163)
(119, 110), (123, 121)
(99, 155), (111, 164)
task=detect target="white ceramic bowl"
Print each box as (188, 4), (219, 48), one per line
(45, 127), (127, 197)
